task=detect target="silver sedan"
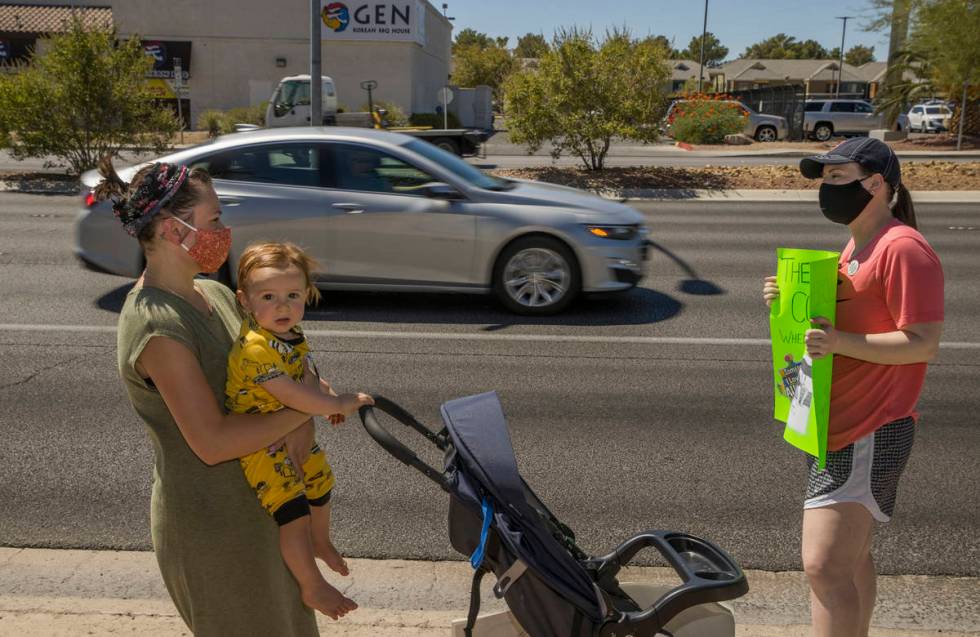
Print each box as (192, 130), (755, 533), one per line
(75, 127), (649, 315)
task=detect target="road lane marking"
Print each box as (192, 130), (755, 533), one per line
(3, 324), (979, 349)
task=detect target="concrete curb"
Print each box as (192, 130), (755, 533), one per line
(0, 179), (79, 196)
(1, 548), (977, 636)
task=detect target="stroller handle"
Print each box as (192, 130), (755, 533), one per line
(358, 396), (451, 491)
(595, 531), (749, 635)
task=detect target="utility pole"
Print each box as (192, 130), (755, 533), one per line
(697, 0), (709, 93)
(835, 16), (853, 98)
(311, 0), (322, 127)
(882, 0), (911, 128)
(957, 82), (968, 151)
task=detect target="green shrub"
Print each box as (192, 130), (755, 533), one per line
(670, 99), (747, 144)
(361, 100), (408, 127)
(409, 112), (462, 129)
(196, 103), (267, 136)
(198, 110), (224, 138)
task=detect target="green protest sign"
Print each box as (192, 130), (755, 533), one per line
(770, 248), (839, 468)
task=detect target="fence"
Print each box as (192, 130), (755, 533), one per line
(729, 85), (806, 141)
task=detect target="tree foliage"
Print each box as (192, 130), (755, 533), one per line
(504, 28), (671, 170)
(743, 33), (839, 59)
(514, 33), (549, 58)
(846, 44), (876, 66)
(452, 43), (518, 98)
(679, 32), (729, 66)
(875, 0), (980, 133)
(0, 20), (178, 175)
(642, 35), (679, 58)
(453, 28), (508, 52)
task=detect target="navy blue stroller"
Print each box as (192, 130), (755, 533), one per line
(359, 392), (748, 637)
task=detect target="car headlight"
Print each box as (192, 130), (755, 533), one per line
(585, 224), (639, 240)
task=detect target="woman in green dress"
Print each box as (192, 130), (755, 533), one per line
(96, 158), (354, 635)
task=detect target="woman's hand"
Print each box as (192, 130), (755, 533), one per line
(763, 275), (779, 307)
(805, 317), (839, 359)
(282, 420), (315, 480)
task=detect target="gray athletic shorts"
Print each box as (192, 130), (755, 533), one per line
(804, 417), (916, 522)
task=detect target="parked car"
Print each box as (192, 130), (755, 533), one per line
(900, 103), (952, 133)
(662, 99), (789, 142)
(803, 99), (885, 141)
(75, 128), (649, 315)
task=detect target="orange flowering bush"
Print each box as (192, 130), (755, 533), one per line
(670, 95), (748, 144)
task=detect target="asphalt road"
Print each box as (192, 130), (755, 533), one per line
(0, 193), (976, 577)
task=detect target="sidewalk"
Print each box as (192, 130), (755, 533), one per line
(1, 548), (977, 636)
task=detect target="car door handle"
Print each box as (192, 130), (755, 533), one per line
(332, 203), (364, 214)
(218, 196), (242, 207)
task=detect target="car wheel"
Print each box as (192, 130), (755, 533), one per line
(431, 137), (460, 155)
(492, 236), (580, 315)
(755, 125), (778, 142)
(814, 123), (833, 142)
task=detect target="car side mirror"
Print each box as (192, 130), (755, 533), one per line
(422, 182), (463, 200)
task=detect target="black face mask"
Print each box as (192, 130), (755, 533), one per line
(818, 178), (874, 225)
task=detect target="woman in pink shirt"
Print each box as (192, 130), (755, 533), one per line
(763, 137), (944, 637)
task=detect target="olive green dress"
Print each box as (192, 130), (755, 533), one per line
(117, 279), (318, 636)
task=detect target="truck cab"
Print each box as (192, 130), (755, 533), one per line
(266, 75), (338, 127)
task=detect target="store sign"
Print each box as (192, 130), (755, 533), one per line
(142, 41), (192, 80)
(320, 1), (426, 45)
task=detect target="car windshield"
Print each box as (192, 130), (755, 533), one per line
(403, 139), (513, 191)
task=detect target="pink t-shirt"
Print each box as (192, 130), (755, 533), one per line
(828, 218), (944, 450)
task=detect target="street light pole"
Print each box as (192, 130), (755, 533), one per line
(311, 0), (322, 127)
(835, 16), (853, 98)
(697, 0), (709, 93)
(957, 82), (968, 151)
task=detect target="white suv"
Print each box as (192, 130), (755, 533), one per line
(901, 103), (952, 133)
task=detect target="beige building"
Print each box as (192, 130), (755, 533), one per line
(0, 1), (453, 126)
(712, 59), (868, 97)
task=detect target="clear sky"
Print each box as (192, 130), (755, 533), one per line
(439, 0), (890, 61)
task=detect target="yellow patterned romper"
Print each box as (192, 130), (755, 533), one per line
(225, 317), (335, 525)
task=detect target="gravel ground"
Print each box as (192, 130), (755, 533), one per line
(493, 161), (980, 191)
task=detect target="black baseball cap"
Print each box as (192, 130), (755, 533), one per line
(799, 137), (901, 189)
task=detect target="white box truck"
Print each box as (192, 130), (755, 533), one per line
(265, 75), (339, 126)
(263, 76), (490, 156)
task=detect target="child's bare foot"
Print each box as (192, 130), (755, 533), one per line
(314, 538), (350, 576)
(300, 578), (357, 620)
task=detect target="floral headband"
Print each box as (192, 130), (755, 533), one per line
(113, 163), (189, 237)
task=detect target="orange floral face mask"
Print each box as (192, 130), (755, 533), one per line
(173, 216), (232, 273)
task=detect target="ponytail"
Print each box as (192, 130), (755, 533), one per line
(891, 183), (917, 230)
(93, 154), (128, 202)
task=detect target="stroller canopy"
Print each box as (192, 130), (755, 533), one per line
(440, 392), (604, 621)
